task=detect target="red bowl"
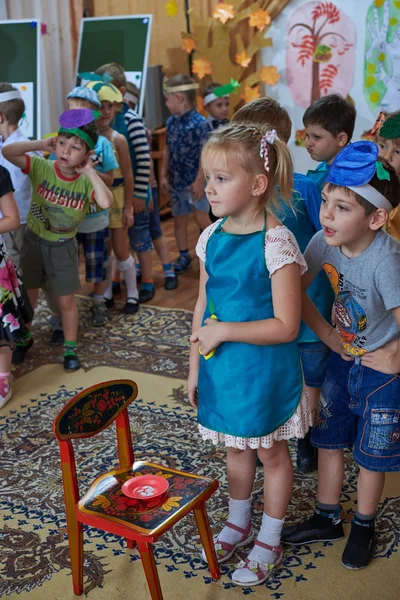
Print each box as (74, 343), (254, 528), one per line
(122, 475), (170, 501)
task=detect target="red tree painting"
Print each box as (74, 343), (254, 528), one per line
(287, 2), (354, 105)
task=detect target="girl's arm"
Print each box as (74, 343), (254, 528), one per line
(0, 191), (20, 234)
(115, 134), (134, 227)
(188, 260), (208, 408)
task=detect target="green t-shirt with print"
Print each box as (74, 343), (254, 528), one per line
(24, 155), (95, 243)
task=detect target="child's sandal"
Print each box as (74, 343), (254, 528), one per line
(231, 541), (283, 586)
(201, 521), (254, 564)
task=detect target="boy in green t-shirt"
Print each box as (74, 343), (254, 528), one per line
(3, 111), (113, 371)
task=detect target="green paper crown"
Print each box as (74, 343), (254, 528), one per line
(213, 79), (240, 98)
(380, 114), (400, 139)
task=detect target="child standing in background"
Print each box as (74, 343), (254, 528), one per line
(189, 124), (309, 586)
(203, 82), (230, 130)
(161, 75), (211, 273)
(85, 79), (138, 315)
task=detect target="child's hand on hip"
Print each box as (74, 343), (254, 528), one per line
(190, 318), (225, 357)
(361, 338), (400, 374)
(325, 327), (353, 362)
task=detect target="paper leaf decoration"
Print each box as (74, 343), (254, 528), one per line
(249, 9), (271, 32)
(59, 108), (101, 129)
(213, 3), (235, 25)
(165, 1), (178, 17)
(380, 114), (400, 139)
(240, 85), (261, 103)
(259, 66), (280, 86)
(192, 58), (213, 79)
(181, 37), (196, 54)
(235, 51), (252, 68)
(376, 161), (390, 181)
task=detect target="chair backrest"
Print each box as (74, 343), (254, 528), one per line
(53, 379), (138, 441)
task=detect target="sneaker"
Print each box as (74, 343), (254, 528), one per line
(123, 298), (139, 315)
(297, 431), (318, 473)
(173, 254), (192, 273)
(342, 523), (375, 570)
(92, 303), (109, 327)
(281, 513), (344, 545)
(50, 328), (65, 345)
(139, 287), (155, 303)
(12, 338), (33, 365)
(164, 273), (178, 290)
(201, 521), (255, 565)
(64, 354), (81, 372)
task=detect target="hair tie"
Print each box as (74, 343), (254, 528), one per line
(259, 129), (279, 172)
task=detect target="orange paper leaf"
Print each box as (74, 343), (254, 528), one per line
(236, 51), (252, 68)
(259, 66), (280, 86)
(249, 9), (271, 31)
(240, 85), (261, 104)
(181, 37), (196, 54)
(213, 3), (235, 25)
(192, 58), (213, 80)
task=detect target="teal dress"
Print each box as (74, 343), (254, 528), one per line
(197, 220), (304, 439)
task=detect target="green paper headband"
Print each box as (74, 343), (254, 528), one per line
(380, 114), (400, 139)
(58, 127), (96, 150)
(203, 79), (240, 104)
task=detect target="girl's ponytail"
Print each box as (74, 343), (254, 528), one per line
(271, 138), (294, 207)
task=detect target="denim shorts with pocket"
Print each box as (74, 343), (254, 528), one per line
(299, 340), (331, 388)
(311, 352), (400, 472)
(128, 209), (153, 253)
(169, 186), (209, 217)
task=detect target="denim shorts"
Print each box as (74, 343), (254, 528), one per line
(149, 188), (163, 241)
(169, 186), (209, 217)
(128, 209), (153, 253)
(76, 228), (109, 283)
(299, 340), (331, 388)
(312, 352), (400, 472)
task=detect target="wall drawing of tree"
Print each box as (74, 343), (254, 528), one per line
(288, 1), (353, 104)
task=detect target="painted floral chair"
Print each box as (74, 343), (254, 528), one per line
(52, 379), (220, 599)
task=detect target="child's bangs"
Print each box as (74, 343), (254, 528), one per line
(201, 140), (246, 173)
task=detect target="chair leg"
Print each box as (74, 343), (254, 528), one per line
(137, 542), (163, 600)
(67, 519), (84, 595)
(127, 538), (136, 549)
(193, 503), (221, 580)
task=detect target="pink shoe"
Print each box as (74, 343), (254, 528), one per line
(231, 540), (283, 586)
(201, 521), (255, 564)
(0, 375), (12, 409)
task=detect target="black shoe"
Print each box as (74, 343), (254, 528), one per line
(139, 287), (155, 303)
(104, 297), (114, 308)
(164, 274), (178, 290)
(123, 298), (139, 315)
(64, 354), (81, 372)
(112, 281), (121, 295)
(12, 338), (33, 365)
(297, 430), (318, 473)
(136, 272), (142, 284)
(50, 328), (65, 345)
(281, 513), (344, 545)
(342, 523), (375, 570)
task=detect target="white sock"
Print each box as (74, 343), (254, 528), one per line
(247, 512), (283, 565)
(217, 496), (252, 546)
(117, 255), (138, 300)
(104, 255), (115, 301)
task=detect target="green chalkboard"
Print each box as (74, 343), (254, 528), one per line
(76, 16), (152, 117)
(0, 20), (41, 138)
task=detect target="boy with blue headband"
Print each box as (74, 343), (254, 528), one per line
(282, 141), (400, 571)
(2, 109), (113, 371)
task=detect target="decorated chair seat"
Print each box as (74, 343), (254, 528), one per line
(53, 380), (220, 600)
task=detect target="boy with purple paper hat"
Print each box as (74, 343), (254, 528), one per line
(2, 108), (113, 371)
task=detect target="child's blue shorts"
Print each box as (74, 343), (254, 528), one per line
(299, 340), (331, 388)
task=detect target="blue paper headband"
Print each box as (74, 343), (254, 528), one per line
(325, 141), (393, 212)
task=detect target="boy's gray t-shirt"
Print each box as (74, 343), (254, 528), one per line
(305, 229), (400, 356)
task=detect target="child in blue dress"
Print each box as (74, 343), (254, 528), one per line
(188, 124), (310, 586)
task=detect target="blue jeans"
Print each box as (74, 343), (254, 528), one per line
(299, 340), (331, 388)
(312, 352), (400, 472)
(169, 185), (209, 217)
(128, 209), (152, 253)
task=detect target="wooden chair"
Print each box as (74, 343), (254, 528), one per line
(53, 379), (220, 599)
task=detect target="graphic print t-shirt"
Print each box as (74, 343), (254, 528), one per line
(23, 155), (94, 243)
(305, 229), (400, 355)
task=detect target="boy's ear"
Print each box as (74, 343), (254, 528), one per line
(369, 208), (388, 230)
(337, 132), (348, 148)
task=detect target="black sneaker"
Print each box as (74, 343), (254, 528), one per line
(281, 513), (344, 545)
(12, 338), (33, 365)
(64, 354), (81, 372)
(139, 287), (155, 303)
(173, 254), (192, 273)
(50, 328), (65, 345)
(123, 298), (139, 315)
(342, 522), (375, 570)
(164, 273), (178, 290)
(297, 431), (318, 473)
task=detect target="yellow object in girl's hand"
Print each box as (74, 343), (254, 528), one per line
(199, 314), (218, 360)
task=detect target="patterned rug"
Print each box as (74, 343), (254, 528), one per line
(1, 300), (399, 600)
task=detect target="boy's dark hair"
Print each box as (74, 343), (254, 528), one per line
(166, 74), (197, 106)
(95, 62), (126, 88)
(232, 97), (292, 143)
(203, 82), (222, 97)
(303, 94), (356, 141)
(325, 158), (400, 216)
(0, 83), (25, 125)
(58, 122), (99, 151)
